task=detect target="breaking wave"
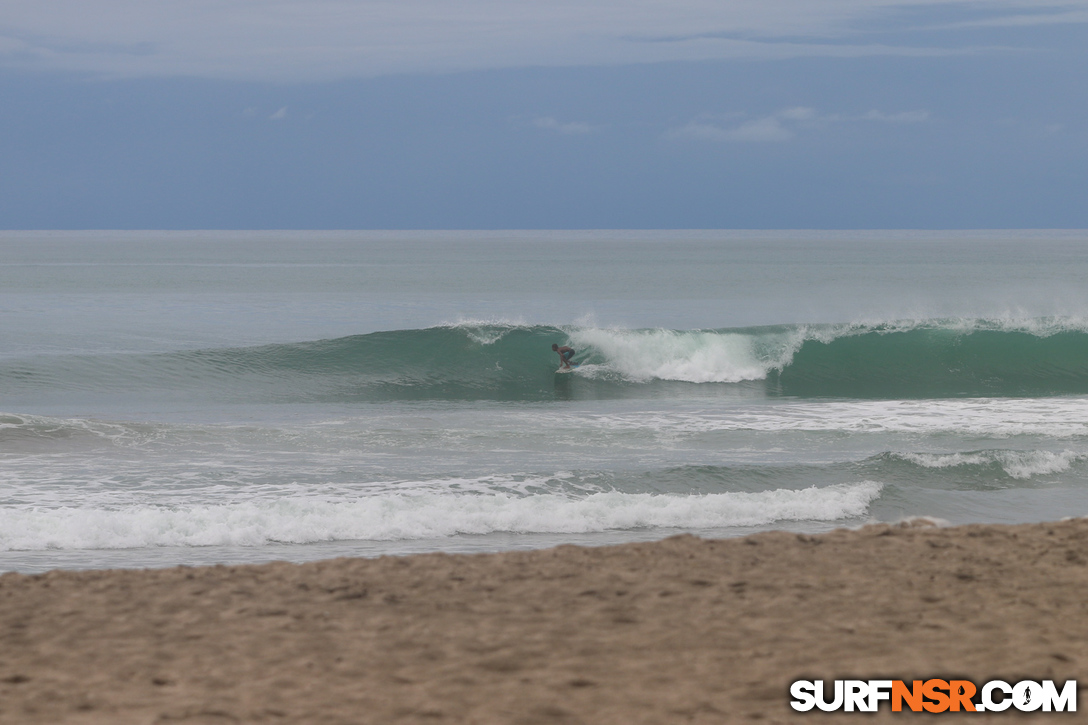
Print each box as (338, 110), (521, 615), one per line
(0, 483), (881, 551)
(5, 317), (1088, 400)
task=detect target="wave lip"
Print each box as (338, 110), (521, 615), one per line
(0, 483), (881, 551)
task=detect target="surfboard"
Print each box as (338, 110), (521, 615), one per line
(556, 363), (580, 374)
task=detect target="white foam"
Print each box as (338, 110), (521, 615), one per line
(810, 316), (1088, 339)
(567, 327), (803, 383)
(440, 318), (530, 345)
(585, 398), (1088, 438)
(897, 450), (1081, 479)
(955, 315), (1088, 337)
(0, 482), (881, 551)
(562, 317), (1088, 385)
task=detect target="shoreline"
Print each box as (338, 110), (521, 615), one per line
(2, 519), (1087, 723)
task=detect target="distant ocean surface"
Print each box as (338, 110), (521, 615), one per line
(4, 230), (1088, 573)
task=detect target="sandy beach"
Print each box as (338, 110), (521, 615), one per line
(2, 519), (1086, 724)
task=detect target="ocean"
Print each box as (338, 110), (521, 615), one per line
(3, 229), (1088, 574)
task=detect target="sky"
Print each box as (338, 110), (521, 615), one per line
(1, 1), (1086, 229)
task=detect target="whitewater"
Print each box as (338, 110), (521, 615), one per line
(3, 229), (1088, 573)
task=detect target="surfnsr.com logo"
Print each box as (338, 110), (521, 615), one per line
(790, 679), (1077, 713)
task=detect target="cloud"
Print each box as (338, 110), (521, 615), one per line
(669, 107), (824, 143)
(925, 8), (1088, 30)
(669, 106), (931, 143)
(0, 1), (1078, 81)
(533, 117), (595, 135)
(778, 107), (817, 121)
(269, 106), (288, 120)
(862, 109), (930, 123)
(0, 36), (32, 54)
(670, 117), (795, 143)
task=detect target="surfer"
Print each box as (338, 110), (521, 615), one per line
(552, 343), (575, 370)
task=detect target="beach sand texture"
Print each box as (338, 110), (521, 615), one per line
(2, 519), (1086, 724)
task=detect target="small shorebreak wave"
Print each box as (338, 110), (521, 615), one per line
(0, 482), (881, 551)
(6, 317), (1088, 401)
(884, 449), (1083, 480)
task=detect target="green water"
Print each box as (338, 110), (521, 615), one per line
(3, 230), (1088, 573)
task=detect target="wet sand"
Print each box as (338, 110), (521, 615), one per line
(2, 519), (1087, 724)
